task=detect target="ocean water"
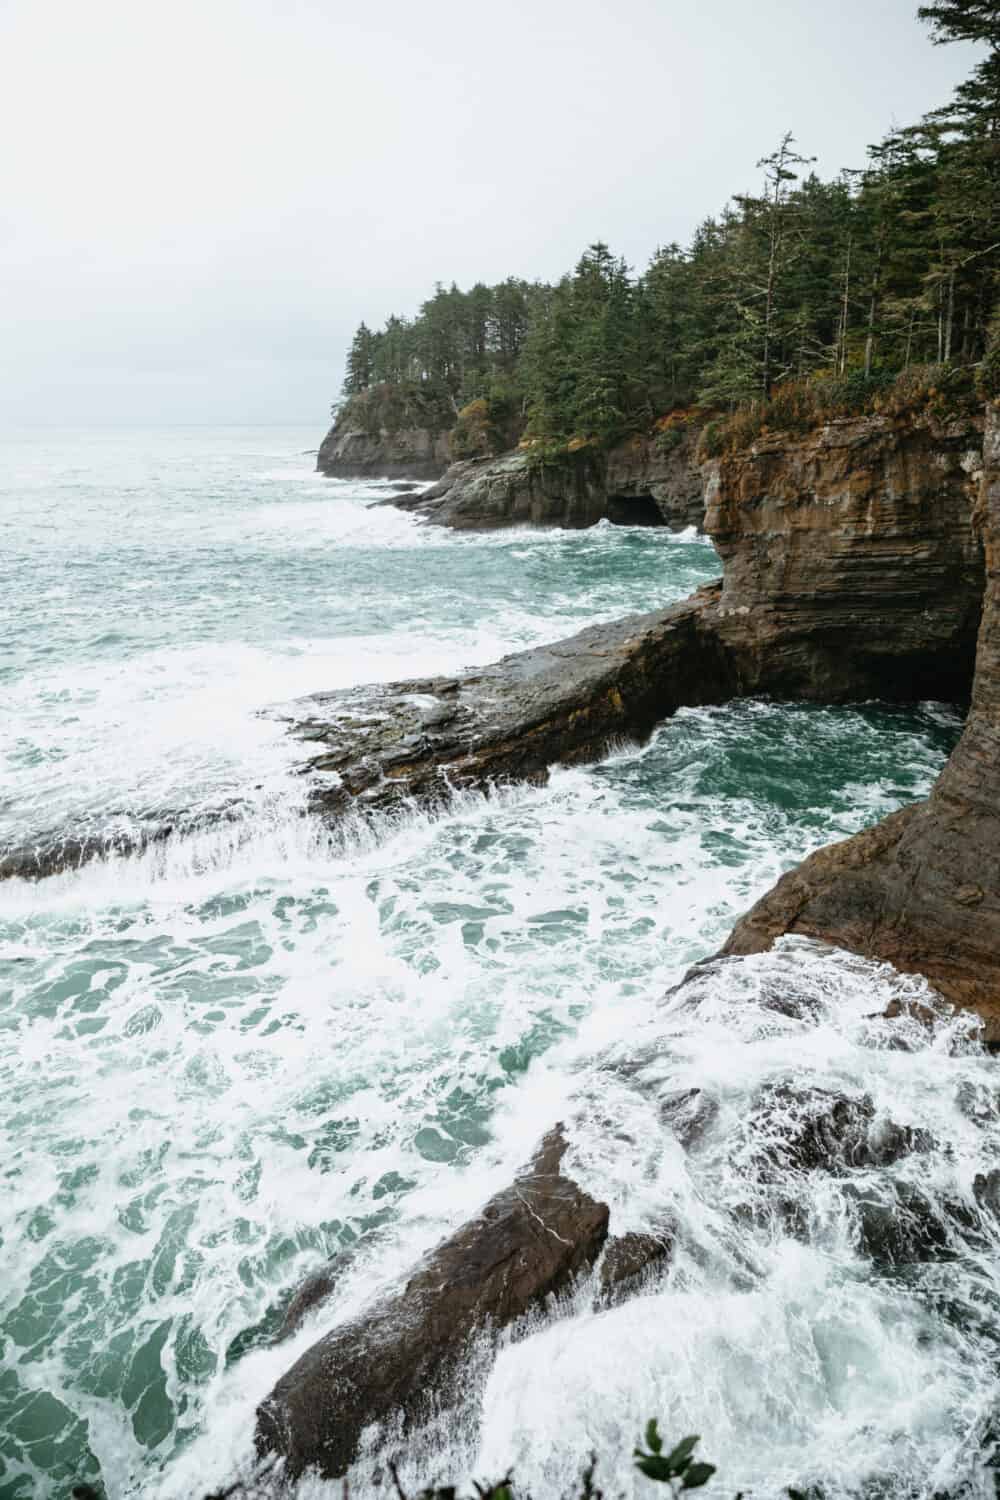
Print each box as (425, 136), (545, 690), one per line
(1, 427), (994, 1500)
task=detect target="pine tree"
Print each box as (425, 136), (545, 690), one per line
(344, 322), (376, 395)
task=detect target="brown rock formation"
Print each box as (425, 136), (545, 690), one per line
(704, 411), (984, 700)
(246, 405), (1000, 1491)
(724, 403), (1000, 1039)
(255, 1128), (609, 1480)
(605, 425), (707, 530)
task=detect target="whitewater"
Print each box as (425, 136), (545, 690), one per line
(1, 426), (997, 1500)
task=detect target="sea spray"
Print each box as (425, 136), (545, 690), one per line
(0, 428), (974, 1498)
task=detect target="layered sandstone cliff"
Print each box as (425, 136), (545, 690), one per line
(704, 411), (984, 701)
(605, 424), (707, 530)
(724, 403), (1000, 1036)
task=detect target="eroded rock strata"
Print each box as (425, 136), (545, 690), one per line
(317, 419), (451, 480)
(605, 424), (707, 530)
(390, 447), (607, 530)
(704, 410), (984, 701)
(724, 402), (1000, 1038)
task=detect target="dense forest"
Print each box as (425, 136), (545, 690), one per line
(340, 0), (1000, 451)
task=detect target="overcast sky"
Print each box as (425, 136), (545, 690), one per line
(0, 0), (981, 429)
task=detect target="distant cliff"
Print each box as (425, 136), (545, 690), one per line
(317, 387), (453, 479)
(323, 396), (712, 533)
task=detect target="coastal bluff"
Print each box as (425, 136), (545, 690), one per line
(318, 395), (711, 532)
(244, 403), (998, 1481)
(724, 402), (1000, 1034)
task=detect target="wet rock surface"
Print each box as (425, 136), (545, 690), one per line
(598, 1230), (674, 1302)
(255, 1127), (609, 1479)
(745, 1084), (933, 1177)
(243, 407), (1000, 1488)
(287, 588), (737, 824)
(658, 1087), (720, 1149)
(388, 430), (709, 532)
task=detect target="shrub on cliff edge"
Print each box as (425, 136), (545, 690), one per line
(698, 363), (979, 457)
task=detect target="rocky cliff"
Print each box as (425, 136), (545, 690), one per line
(290, 586), (734, 821)
(246, 403), (1000, 1487)
(724, 402), (1000, 1036)
(386, 424), (710, 531)
(388, 447), (609, 529)
(317, 419), (451, 480)
(704, 410), (984, 701)
(605, 424), (707, 530)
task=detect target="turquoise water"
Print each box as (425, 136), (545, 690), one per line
(3, 428), (994, 1500)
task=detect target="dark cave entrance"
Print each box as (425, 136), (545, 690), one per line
(605, 493), (666, 527)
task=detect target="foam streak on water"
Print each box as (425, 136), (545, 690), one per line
(0, 428), (985, 1500)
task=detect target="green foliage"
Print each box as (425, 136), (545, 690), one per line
(697, 420), (725, 460)
(340, 279), (539, 417)
(336, 2), (1000, 453)
(377, 1425), (718, 1500)
(653, 425), (685, 455)
(449, 394), (519, 460)
(976, 320), (1000, 401)
(339, 383), (456, 439)
(634, 1423), (716, 1491)
(702, 361), (979, 452)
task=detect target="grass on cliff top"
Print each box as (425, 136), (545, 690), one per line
(697, 362), (982, 459)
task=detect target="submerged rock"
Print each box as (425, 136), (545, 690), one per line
(846, 1180), (968, 1265)
(658, 1087), (719, 1149)
(746, 1084), (932, 1177)
(255, 1127), (609, 1479)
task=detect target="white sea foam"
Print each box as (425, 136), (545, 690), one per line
(0, 429), (977, 1500)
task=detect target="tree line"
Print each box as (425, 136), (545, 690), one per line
(341, 0), (1000, 449)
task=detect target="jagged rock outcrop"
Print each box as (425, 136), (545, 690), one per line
(387, 428), (709, 531)
(724, 402), (1000, 1039)
(291, 587), (737, 820)
(390, 448), (608, 529)
(703, 411), (985, 701)
(317, 420), (451, 480)
(256, 1128), (609, 1480)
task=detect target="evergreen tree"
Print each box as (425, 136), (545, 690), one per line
(344, 322), (376, 395)
(336, 4), (1000, 444)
